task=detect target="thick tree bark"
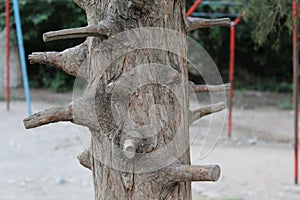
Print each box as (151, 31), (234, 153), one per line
(88, 1), (192, 199)
(24, 1), (227, 199)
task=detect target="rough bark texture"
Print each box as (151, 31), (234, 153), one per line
(87, 1), (191, 199)
(24, 1), (226, 199)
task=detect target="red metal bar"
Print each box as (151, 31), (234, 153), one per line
(185, 0), (244, 138)
(233, 15), (243, 26)
(228, 24), (235, 138)
(6, 0), (10, 111)
(293, 0), (299, 185)
(228, 14), (243, 138)
(186, 0), (202, 16)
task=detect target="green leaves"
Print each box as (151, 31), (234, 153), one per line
(10, 0), (87, 91)
(244, 0), (293, 48)
(186, 0), (293, 90)
(31, 13), (49, 25)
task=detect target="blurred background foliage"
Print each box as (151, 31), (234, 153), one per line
(0, 0), (297, 92)
(0, 0), (86, 92)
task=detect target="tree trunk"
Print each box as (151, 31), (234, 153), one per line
(24, 1), (229, 199)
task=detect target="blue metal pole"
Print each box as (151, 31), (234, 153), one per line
(12, 0), (32, 115)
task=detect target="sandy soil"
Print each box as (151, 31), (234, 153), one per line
(1, 89), (300, 200)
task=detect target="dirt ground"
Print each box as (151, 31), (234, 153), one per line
(1, 88), (300, 200)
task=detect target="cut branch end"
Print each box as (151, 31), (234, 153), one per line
(23, 106), (73, 129)
(190, 102), (226, 124)
(124, 139), (138, 159)
(167, 164), (221, 182)
(28, 52), (48, 65)
(187, 17), (231, 31)
(29, 42), (88, 79)
(77, 150), (91, 170)
(43, 25), (109, 42)
(192, 83), (230, 92)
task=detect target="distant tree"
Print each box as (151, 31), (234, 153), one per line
(186, 0), (295, 90)
(244, 0), (293, 49)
